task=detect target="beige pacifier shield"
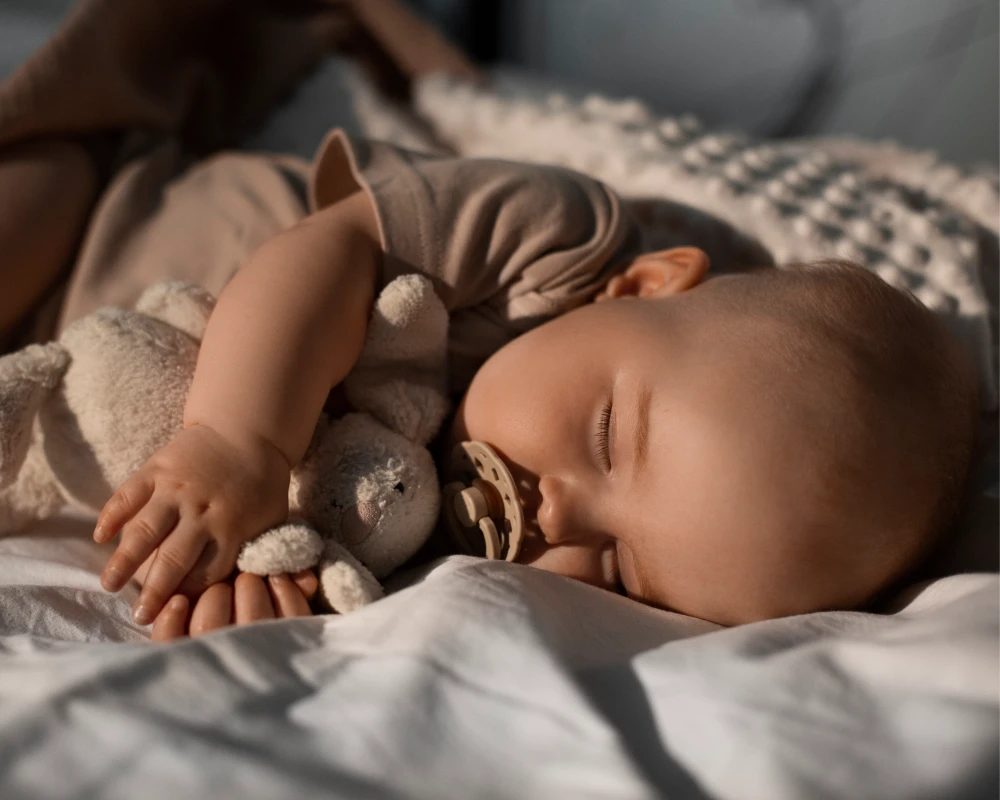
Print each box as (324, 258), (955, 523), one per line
(443, 441), (524, 561)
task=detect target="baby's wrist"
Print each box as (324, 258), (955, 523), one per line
(182, 420), (292, 481)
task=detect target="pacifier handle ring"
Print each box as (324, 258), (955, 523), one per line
(443, 441), (524, 562)
(442, 481), (475, 556)
(479, 517), (500, 560)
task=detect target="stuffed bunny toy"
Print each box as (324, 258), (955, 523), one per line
(0, 274), (450, 613)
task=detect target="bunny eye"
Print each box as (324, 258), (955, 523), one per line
(394, 482), (406, 494)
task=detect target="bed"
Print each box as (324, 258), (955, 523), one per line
(1, 7), (998, 799)
(2, 506), (997, 800)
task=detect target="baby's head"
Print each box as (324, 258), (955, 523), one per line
(448, 247), (980, 625)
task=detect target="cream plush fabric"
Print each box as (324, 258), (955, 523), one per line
(0, 275), (449, 613)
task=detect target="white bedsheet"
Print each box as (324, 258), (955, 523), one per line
(0, 511), (996, 800)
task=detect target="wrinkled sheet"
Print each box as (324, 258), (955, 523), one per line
(0, 511), (996, 800)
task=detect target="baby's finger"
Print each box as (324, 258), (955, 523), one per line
(150, 595), (191, 642)
(101, 497), (180, 592)
(189, 582), (235, 638)
(291, 569), (319, 599)
(94, 475), (155, 544)
(132, 526), (207, 626)
(234, 573), (276, 625)
(267, 574), (312, 618)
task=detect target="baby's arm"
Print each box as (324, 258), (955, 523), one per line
(94, 192), (381, 625)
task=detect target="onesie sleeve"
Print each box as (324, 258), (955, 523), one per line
(309, 129), (642, 390)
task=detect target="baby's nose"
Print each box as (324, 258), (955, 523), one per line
(536, 475), (575, 542)
(536, 475), (604, 544)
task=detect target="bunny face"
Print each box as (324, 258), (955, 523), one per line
(291, 413), (440, 579)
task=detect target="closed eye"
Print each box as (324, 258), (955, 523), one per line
(594, 400), (612, 472)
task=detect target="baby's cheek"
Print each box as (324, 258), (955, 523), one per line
(523, 540), (617, 592)
(616, 543), (644, 598)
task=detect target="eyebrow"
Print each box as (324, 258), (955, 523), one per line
(631, 381), (653, 481)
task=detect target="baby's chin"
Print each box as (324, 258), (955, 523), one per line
(516, 537), (621, 594)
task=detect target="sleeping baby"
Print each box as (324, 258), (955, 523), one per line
(0, 7), (980, 640)
(2, 128), (980, 638)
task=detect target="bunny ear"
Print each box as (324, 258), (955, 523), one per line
(355, 273), (449, 373)
(345, 274), (451, 444)
(0, 343), (70, 489)
(134, 281), (217, 342)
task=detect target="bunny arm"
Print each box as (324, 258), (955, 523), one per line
(238, 520), (384, 613)
(236, 517), (325, 575)
(316, 538), (384, 613)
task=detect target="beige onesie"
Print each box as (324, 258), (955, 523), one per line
(31, 129), (642, 397)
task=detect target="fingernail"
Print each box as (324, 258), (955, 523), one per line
(93, 526), (107, 543)
(103, 567), (123, 590)
(170, 596), (187, 610)
(271, 574), (290, 584)
(133, 603), (153, 625)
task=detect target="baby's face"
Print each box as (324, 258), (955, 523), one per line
(449, 254), (849, 625)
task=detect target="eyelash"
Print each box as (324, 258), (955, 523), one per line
(595, 401), (613, 471)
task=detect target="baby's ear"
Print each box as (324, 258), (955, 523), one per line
(596, 247), (709, 301)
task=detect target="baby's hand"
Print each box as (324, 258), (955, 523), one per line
(94, 423), (291, 625)
(150, 570), (318, 642)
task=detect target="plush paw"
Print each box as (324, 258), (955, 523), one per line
(317, 539), (384, 613)
(236, 519), (324, 575)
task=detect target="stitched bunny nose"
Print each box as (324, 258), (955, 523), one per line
(342, 502), (382, 545)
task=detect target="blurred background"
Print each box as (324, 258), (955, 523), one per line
(412, 0), (999, 167)
(1, 0), (996, 167)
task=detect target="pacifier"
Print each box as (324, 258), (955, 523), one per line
(442, 441), (524, 561)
